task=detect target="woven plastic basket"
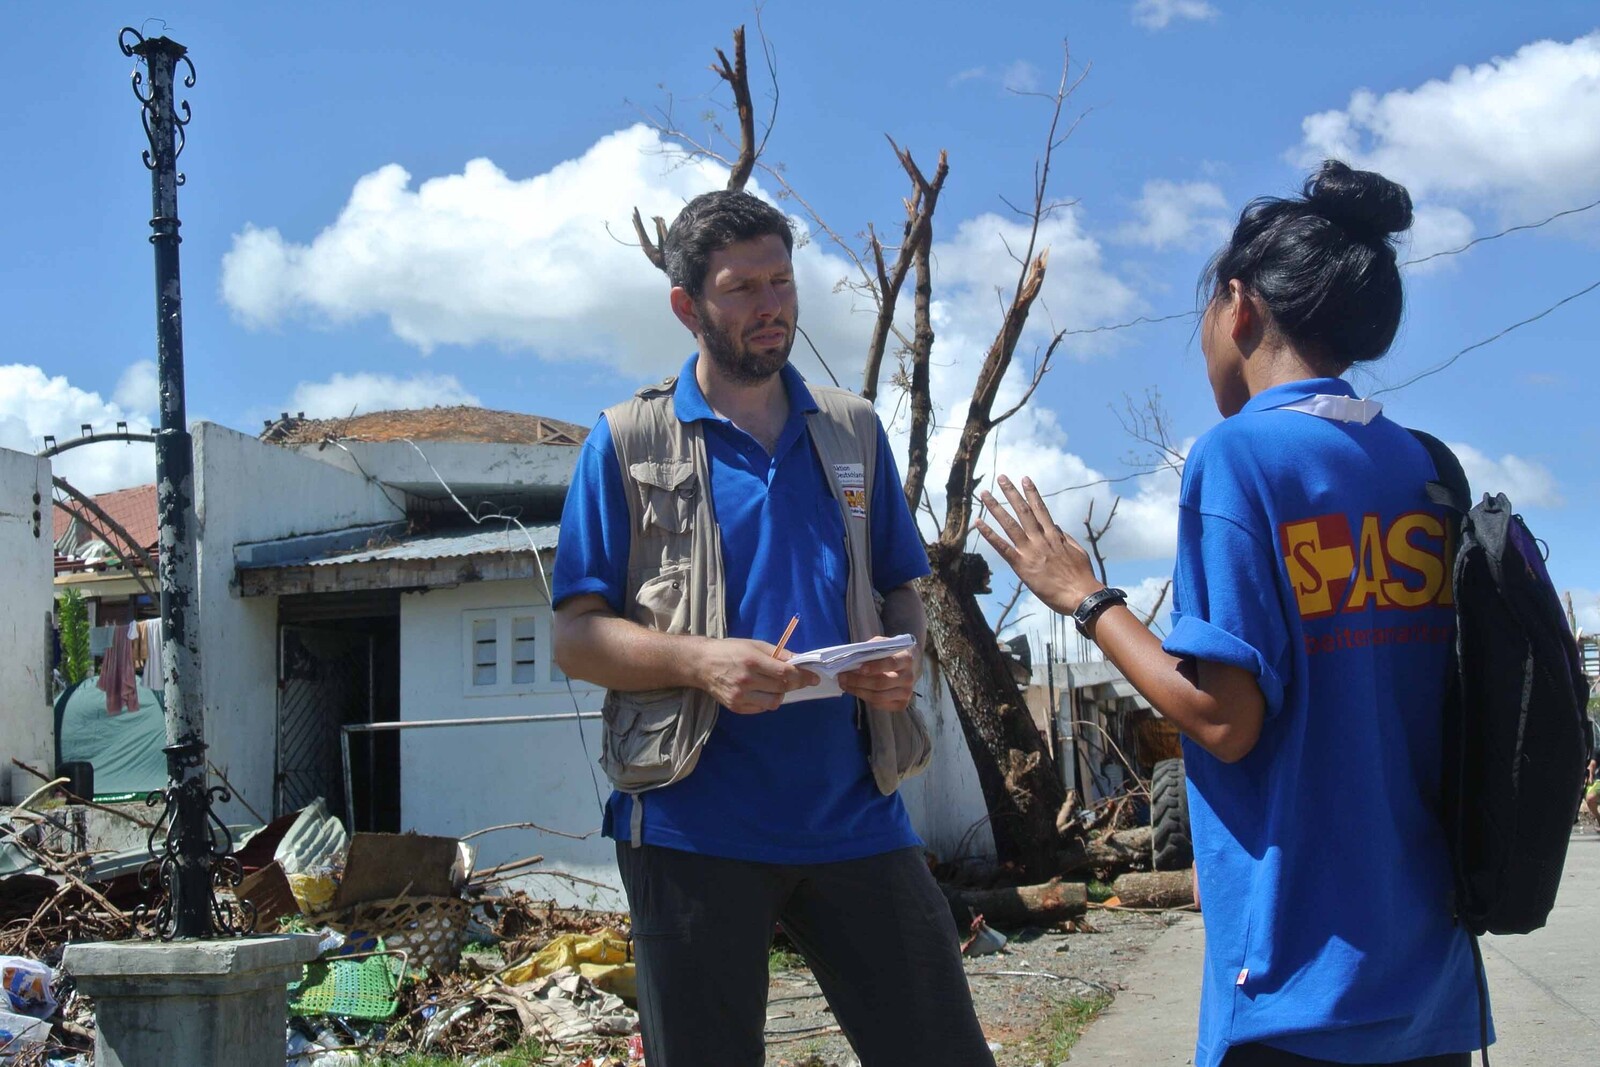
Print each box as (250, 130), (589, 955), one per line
(287, 950), (406, 1021)
(340, 895), (470, 975)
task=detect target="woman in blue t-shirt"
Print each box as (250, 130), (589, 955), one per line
(977, 160), (1484, 1067)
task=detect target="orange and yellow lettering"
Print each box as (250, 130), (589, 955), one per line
(1282, 518), (1354, 619)
(1382, 513), (1444, 608)
(1344, 514), (1393, 611)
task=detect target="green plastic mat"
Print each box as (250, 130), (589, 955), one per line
(287, 950), (405, 1020)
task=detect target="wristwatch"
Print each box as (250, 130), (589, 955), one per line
(1072, 587), (1127, 637)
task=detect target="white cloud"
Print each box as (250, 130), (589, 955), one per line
(0, 364), (154, 493)
(1116, 179), (1231, 251)
(1132, 0), (1219, 30)
(1569, 589), (1599, 636)
(949, 60), (1043, 93)
(1001, 60), (1042, 93)
(221, 124), (1171, 600)
(113, 360), (158, 415)
(290, 372), (482, 418)
(1447, 442), (1562, 507)
(929, 208), (1143, 361)
(1295, 32), (1600, 254)
(221, 125), (871, 386)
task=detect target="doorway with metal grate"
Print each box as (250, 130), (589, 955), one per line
(274, 591), (401, 830)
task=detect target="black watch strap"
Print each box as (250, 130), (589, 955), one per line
(1073, 587), (1127, 636)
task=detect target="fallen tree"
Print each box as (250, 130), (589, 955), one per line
(944, 879), (1088, 928)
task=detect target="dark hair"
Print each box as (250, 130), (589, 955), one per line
(1200, 160), (1414, 368)
(663, 189), (796, 298)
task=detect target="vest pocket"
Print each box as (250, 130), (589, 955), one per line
(601, 687), (686, 791)
(632, 559), (692, 634)
(630, 460), (698, 534)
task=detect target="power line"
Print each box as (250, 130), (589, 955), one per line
(1057, 310), (1197, 338)
(1031, 278), (1600, 498)
(1400, 195), (1600, 268)
(1368, 278), (1600, 398)
(1053, 195), (1600, 344)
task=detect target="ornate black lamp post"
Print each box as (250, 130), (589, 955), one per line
(119, 27), (251, 940)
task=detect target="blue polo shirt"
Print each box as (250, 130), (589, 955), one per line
(1163, 378), (1485, 1066)
(553, 356), (928, 863)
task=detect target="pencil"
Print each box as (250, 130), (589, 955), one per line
(773, 614), (800, 658)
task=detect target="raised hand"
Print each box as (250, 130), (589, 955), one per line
(973, 474), (1103, 617)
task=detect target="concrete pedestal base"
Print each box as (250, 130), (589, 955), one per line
(64, 934), (319, 1067)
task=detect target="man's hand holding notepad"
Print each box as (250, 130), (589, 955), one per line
(781, 633), (917, 704)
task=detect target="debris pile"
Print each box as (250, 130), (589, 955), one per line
(0, 779), (641, 1065)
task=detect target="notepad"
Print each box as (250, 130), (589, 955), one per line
(781, 633), (916, 704)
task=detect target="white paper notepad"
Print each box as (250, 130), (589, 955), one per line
(781, 633), (916, 704)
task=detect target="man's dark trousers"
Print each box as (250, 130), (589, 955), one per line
(617, 842), (996, 1066)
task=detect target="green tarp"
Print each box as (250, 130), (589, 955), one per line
(54, 676), (167, 802)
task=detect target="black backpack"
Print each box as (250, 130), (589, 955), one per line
(1411, 430), (1591, 937)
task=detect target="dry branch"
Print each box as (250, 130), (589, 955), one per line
(1082, 498), (1119, 585)
(712, 29), (757, 191)
(861, 145), (948, 402)
(11, 759), (158, 829)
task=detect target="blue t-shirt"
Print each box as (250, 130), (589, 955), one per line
(553, 356), (929, 864)
(1162, 378), (1486, 1066)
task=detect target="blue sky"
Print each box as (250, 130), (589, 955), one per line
(6, 1), (1599, 642)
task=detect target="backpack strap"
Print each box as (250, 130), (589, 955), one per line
(1410, 428), (1492, 1067)
(1407, 429), (1473, 515)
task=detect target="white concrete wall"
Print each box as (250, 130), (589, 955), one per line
(898, 655), (998, 867)
(397, 599), (995, 906)
(397, 579), (618, 909)
(193, 423), (402, 824)
(294, 440), (577, 498)
(0, 448), (55, 802)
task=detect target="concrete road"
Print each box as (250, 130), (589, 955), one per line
(1069, 831), (1600, 1065)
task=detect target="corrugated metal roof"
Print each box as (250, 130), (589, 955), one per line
(240, 523), (559, 570)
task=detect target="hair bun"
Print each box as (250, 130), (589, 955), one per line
(1304, 159), (1413, 239)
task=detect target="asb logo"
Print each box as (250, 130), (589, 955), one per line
(1280, 512), (1453, 620)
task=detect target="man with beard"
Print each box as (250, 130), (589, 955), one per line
(552, 190), (994, 1067)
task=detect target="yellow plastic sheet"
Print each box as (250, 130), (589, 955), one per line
(501, 928), (635, 1000)
(287, 871), (338, 915)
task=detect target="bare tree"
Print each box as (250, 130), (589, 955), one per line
(630, 27), (1097, 878)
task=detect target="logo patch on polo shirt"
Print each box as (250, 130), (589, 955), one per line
(833, 463), (867, 518)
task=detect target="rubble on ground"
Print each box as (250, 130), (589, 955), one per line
(0, 769), (1191, 1065)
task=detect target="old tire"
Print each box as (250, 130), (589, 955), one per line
(1151, 757), (1193, 871)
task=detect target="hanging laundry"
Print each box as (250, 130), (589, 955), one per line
(96, 623), (139, 715)
(89, 624), (118, 658)
(131, 619), (147, 674)
(140, 618), (165, 693)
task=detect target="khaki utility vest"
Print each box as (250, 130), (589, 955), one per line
(600, 374), (932, 842)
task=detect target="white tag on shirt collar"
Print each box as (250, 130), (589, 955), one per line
(1276, 394), (1384, 425)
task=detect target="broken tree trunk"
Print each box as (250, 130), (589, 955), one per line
(918, 554), (1066, 881)
(945, 879), (1088, 928)
(1109, 870), (1196, 910)
(1057, 826), (1152, 878)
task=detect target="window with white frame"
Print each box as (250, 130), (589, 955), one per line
(462, 607), (564, 695)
